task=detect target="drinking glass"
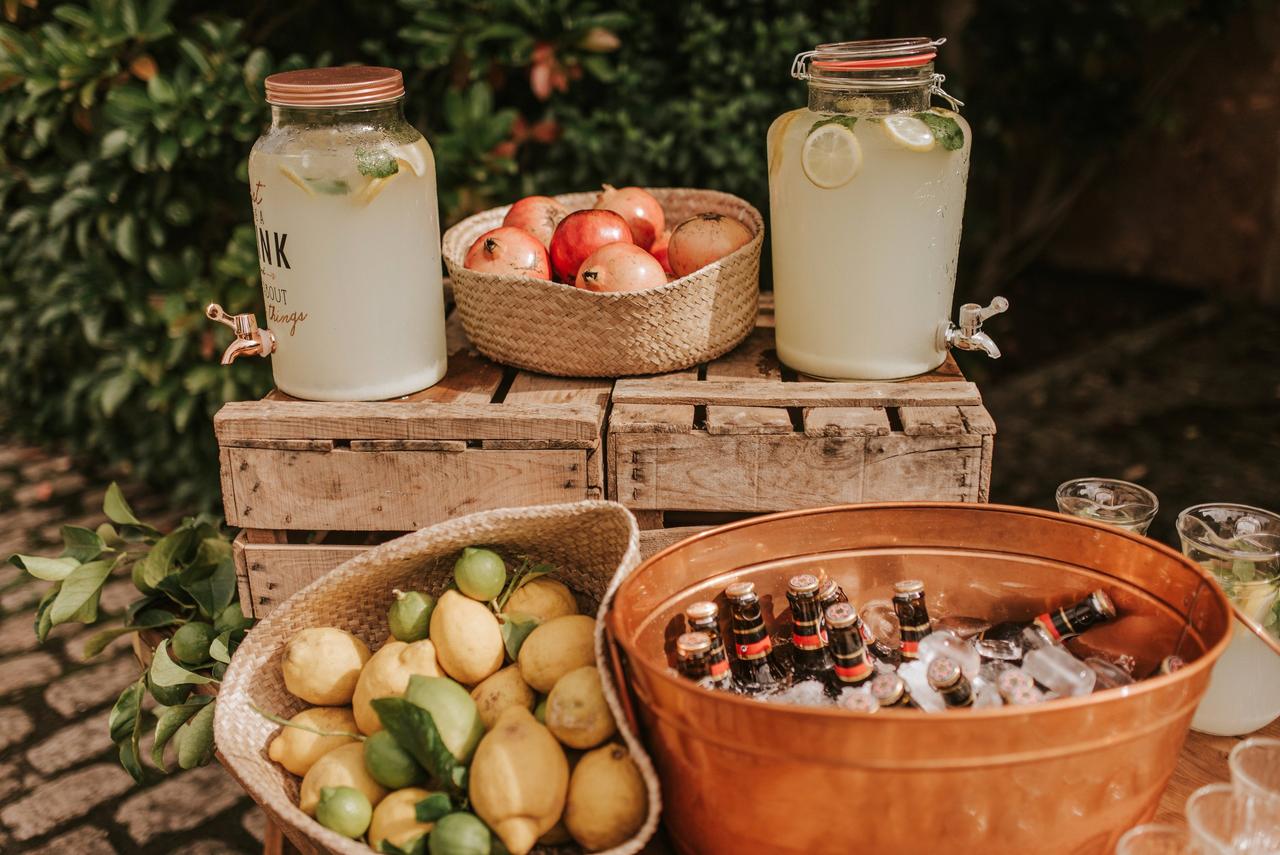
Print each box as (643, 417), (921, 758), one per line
(1230, 737), (1280, 840)
(1185, 782), (1280, 854)
(1115, 823), (1190, 854)
(1055, 477), (1159, 534)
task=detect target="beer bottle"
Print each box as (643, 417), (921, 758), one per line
(825, 602), (875, 689)
(994, 666), (1036, 703)
(869, 672), (917, 709)
(724, 581), (788, 689)
(927, 656), (975, 708)
(786, 574), (834, 681)
(983, 589), (1117, 646)
(684, 601), (732, 685)
(675, 632), (713, 682)
(892, 579), (933, 660)
(1149, 654), (1185, 679)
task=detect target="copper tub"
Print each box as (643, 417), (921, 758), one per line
(607, 503), (1233, 855)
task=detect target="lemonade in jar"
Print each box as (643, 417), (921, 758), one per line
(210, 67), (447, 401)
(769, 38), (1005, 380)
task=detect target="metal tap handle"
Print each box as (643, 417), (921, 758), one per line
(959, 296), (1009, 333)
(206, 303), (236, 329)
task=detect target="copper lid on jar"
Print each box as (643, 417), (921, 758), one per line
(264, 66), (405, 107)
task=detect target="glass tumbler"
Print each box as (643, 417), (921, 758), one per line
(1230, 737), (1280, 840)
(1115, 823), (1190, 855)
(1186, 782), (1280, 854)
(1055, 477), (1158, 534)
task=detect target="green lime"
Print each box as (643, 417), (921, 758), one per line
(363, 729), (426, 789)
(533, 696), (548, 724)
(171, 622), (217, 666)
(453, 548), (507, 602)
(388, 590), (435, 642)
(316, 786), (372, 839)
(214, 602), (253, 635)
(428, 812), (492, 855)
(404, 675), (484, 763)
(147, 671), (193, 706)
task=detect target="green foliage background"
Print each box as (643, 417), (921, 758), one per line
(0, 0), (1252, 507)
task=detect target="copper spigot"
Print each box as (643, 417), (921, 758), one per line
(206, 304), (276, 365)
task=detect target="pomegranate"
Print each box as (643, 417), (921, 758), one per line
(667, 213), (753, 278)
(502, 195), (569, 249)
(549, 209), (632, 282)
(463, 227), (551, 279)
(594, 184), (664, 250)
(575, 242), (668, 293)
(649, 228), (674, 275)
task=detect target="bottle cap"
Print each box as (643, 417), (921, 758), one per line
(685, 601), (719, 622)
(840, 692), (880, 714)
(724, 581), (756, 601)
(1090, 589), (1116, 619)
(264, 66), (405, 107)
(676, 632), (711, 658)
(894, 579), (925, 596)
(788, 574), (819, 594)
(870, 672), (906, 706)
(825, 602), (858, 628)
(926, 656), (962, 690)
(817, 577), (841, 600)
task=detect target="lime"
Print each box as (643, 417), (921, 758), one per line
(801, 122), (862, 189)
(214, 602), (253, 635)
(147, 671), (193, 706)
(316, 786), (372, 839)
(363, 729), (426, 789)
(453, 548), (507, 602)
(428, 812), (493, 855)
(404, 675), (484, 763)
(881, 115), (936, 152)
(171, 621), (217, 666)
(388, 590), (435, 642)
(533, 696), (548, 724)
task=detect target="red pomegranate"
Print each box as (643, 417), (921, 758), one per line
(502, 195), (570, 249)
(666, 213), (752, 278)
(575, 242), (668, 293)
(594, 184), (665, 250)
(549, 209), (632, 282)
(463, 227), (551, 279)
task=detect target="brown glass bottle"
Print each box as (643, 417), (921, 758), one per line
(825, 602), (875, 688)
(684, 601), (731, 684)
(984, 589), (1116, 645)
(724, 581), (788, 689)
(786, 574), (834, 681)
(869, 672), (917, 709)
(927, 657), (974, 708)
(892, 579), (933, 660)
(676, 632), (712, 681)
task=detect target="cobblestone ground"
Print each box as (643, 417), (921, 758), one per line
(0, 445), (263, 854)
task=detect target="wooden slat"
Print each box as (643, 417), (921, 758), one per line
(348, 440), (466, 452)
(483, 373), (611, 448)
(222, 447), (587, 530)
(609, 404), (695, 434)
(638, 525), (712, 558)
(235, 534), (371, 618)
(862, 435), (986, 502)
(612, 378), (981, 408)
(960, 405), (998, 436)
(803, 407), (891, 437)
(214, 401), (601, 443)
(228, 439), (335, 451)
(978, 435), (994, 502)
(704, 327), (792, 436)
(898, 406), (967, 436)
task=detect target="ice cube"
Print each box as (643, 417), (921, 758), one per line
(763, 679), (832, 708)
(898, 660), (946, 713)
(1023, 646), (1097, 697)
(975, 637), (1021, 662)
(1085, 657), (1134, 690)
(1020, 625), (1056, 651)
(859, 599), (901, 647)
(919, 630), (981, 679)
(933, 615), (992, 640)
(972, 676), (1004, 708)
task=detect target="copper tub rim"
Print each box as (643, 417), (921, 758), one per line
(609, 501), (1235, 722)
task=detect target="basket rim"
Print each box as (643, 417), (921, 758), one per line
(442, 186), (764, 300)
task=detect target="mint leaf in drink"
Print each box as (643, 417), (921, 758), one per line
(915, 111), (965, 151)
(305, 177), (351, 195)
(356, 147), (399, 179)
(808, 115), (857, 137)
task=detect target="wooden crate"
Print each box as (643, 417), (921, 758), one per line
(218, 306), (610, 617)
(608, 298), (995, 528)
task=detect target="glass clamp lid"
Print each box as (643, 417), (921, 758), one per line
(791, 37), (963, 109)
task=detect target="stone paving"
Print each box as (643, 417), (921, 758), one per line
(0, 444), (262, 853)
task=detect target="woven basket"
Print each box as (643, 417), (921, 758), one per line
(214, 501), (659, 855)
(442, 188), (762, 377)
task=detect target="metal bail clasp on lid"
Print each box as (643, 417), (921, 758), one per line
(791, 36), (947, 80)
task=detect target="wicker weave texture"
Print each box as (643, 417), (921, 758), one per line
(442, 188), (762, 377)
(214, 501), (657, 855)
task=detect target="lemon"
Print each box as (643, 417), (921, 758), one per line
(454, 547), (508, 602)
(882, 115), (936, 152)
(315, 786), (372, 839)
(300, 742), (387, 815)
(565, 743), (648, 851)
(517, 615), (596, 693)
(469, 706), (569, 855)
(546, 666), (616, 750)
(363, 730), (426, 789)
(801, 122), (862, 189)
(352, 639), (442, 734)
(505, 578), (578, 623)
(267, 707), (359, 777)
(470, 665), (536, 730)
(283, 627), (371, 706)
(370, 787), (435, 852)
(430, 590), (505, 685)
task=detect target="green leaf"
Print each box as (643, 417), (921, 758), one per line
(185, 558), (236, 620)
(150, 639), (217, 687)
(249, 703), (363, 739)
(176, 700), (216, 769)
(209, 629), (232, 664)
(371, 697), (467, 796)
(809, 115), (858, 136)
(10, 554), (79, 582)
(152, 697), (213, 770)
(114, 214), (141, 263)
(109, 679), (147, 782)
(101, 128), (132, 158)
(82, 610), (181, 659)
(154, 136), (179, 171)
(49, 559), (115, 624)
(100, 372), (135, 417)
(381, 836), (428, 855)
(356, 147), (399, 178)
(915, 112), (965, 151)
(498, 612), (539, 661)
(104, 483), (144, 526)
(135, 526), (199, 592)
(34, 586), (58, 644)
(61, 525), (106, 563)
(415, 792), (453, 823)
(147, 75), (177, 104)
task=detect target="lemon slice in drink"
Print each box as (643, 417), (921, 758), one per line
(882, 115), (936, 152)
(801, 122), (862, 189)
